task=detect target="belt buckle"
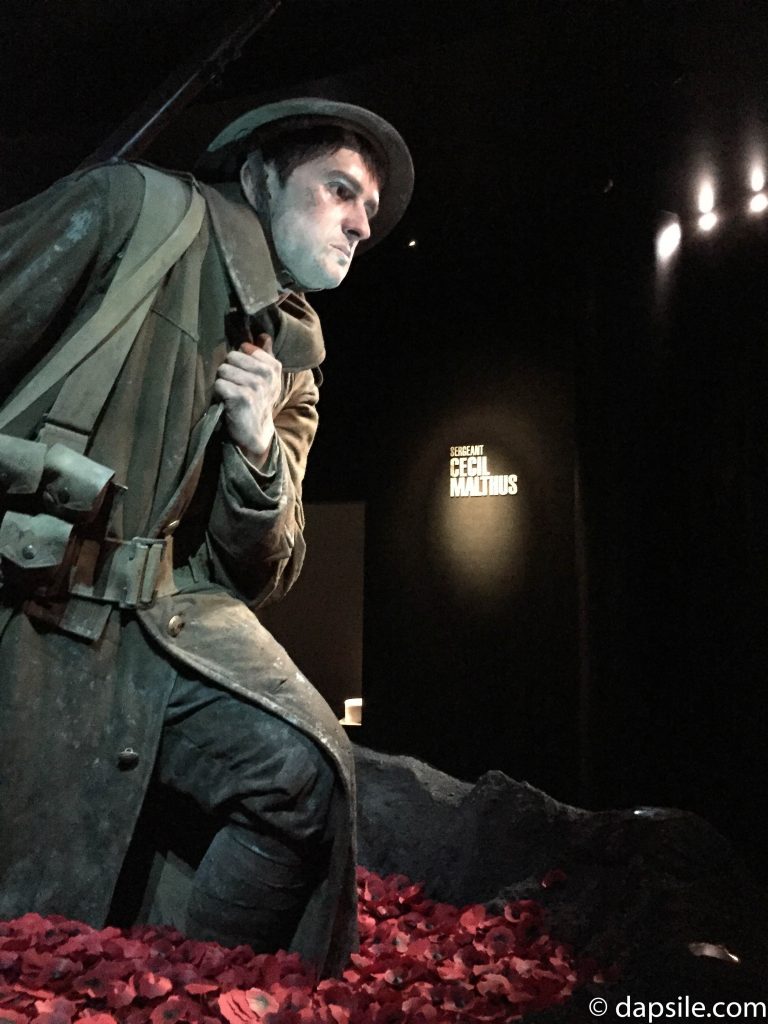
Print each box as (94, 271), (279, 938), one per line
(120, 536), (166, 609)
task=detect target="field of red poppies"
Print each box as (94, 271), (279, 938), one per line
(0, 868), (609, 1023)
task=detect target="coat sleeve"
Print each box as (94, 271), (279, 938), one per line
(200, 366), (320, 609)
(0, 165), (145, 408)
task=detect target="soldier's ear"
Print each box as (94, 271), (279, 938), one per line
(239, 156), (255, 199)
(240, 152), (276, 213)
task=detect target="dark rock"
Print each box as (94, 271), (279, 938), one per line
(354, 744), (768, 1002)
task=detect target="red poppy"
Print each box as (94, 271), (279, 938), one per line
(0, 1010), (29, 1024)
(475, 924), (517, 958)
(101, 938), (149, 961)
(184, 982), (219, 996)
(20, 951), (81, 991)
(324, 1002), (352, 1024)
(0, 867), (612, 1022)
(439, 982), (475, 1012)
(219, 987), (279, 1024)
(71, 959), (130, 1000)
(457, 906), (487, 936)
(149, 996), (186, 1024)
(30, 995), (78, 1024)
(104, 976), (138, 1009)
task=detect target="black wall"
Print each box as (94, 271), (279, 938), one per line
(5, 0), (768, 864)
(301, 5), (768, 860)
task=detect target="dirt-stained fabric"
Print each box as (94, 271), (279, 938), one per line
(0, 163), (357, 977)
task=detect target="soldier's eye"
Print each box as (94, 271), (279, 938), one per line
(332, 182), (355, 201)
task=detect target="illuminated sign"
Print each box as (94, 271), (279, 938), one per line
(449, 445), (518, 498)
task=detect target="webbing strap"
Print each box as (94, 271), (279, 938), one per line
(0, 167), (206, 437)
(147, 401), (223, 538)
(36, 290), (158, 453)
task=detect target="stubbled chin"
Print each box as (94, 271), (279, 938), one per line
(324, 263), (351, 288)
(295, 269), (347, 292)
(293, 256), (351, 291)
(318, 275), (346, 290)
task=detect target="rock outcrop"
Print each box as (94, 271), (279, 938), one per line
(354, 744), (768, 1007)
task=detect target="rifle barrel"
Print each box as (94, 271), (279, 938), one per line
(78, 0), (282, 168)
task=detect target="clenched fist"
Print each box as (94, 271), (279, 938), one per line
(213, 332), (282, 470)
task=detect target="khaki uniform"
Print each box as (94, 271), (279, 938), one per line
(0, 163), (356, 977)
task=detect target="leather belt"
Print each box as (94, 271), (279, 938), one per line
(69, 534), (176, 610)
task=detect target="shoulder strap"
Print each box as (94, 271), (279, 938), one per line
(0, 166), (206, 447)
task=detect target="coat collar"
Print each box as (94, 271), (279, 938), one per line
(201, 180), (288, 314)
(201, 181), (325, 371)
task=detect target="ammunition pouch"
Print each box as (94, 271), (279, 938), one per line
(0, 436), (121, 601)
(0, 511), (174, 615)
(0, 519), (174, 610)
(0, 437), (173, 613)
(0, 511), (78, 598)
(41, 443), (116, 522)
(0, 437), (115, 523)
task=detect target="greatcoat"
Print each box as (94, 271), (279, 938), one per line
(0, 162), (357, 977)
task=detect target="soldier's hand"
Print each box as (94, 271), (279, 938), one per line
(213, 333), (282, 469)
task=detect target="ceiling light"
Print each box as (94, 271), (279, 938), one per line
(698, 181), (715, 214)
(698, 211), (718, 231)
(656, 221), (681, 261)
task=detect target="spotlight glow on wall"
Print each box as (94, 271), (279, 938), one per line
(656, 219), (682, 261)
(749, 192), (768, 213)
(751, 165), (766, 192)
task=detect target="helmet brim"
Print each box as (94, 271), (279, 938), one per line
(200, 97), (414, 253)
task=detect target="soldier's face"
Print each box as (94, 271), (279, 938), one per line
(265, 147), (380, 290)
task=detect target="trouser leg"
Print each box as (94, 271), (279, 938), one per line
(155, 670), (336, 951)
(184, 824), (315, 949)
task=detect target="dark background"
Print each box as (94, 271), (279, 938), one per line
(3, 0), (768, 867)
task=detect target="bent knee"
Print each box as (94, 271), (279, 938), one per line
(239, 718), (337, 845)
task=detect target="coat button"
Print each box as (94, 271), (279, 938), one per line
(166, 614), (185, 637)
(21, 544), (36, 560)
(117, 747), (140, 770)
